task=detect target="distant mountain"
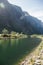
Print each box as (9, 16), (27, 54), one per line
(0, 0), (43, 34)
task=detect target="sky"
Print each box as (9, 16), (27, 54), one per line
(8, 0), (43, 22)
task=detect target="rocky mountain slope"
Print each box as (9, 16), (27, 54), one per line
(0, 0), (43, 34)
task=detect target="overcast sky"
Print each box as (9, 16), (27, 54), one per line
(8, 0), (43, 21)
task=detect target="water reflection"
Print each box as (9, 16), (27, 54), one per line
(0, 37), (41, 65)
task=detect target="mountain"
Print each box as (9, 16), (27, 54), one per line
(0, 0), (43, 34)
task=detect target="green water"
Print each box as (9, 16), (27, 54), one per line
(0, 37), (41, 65)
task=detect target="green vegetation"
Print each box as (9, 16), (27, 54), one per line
(2, 28), (9, 34)
(0, 34), (42, 65)
(0, 28), (28, 39)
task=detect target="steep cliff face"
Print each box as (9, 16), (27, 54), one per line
(0, 0), (43, 34)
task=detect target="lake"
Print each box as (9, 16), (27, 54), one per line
(0, 36), (41, 65)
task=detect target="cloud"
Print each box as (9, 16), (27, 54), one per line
(28, 10), (43, 21)
(29, 10), (43, 17)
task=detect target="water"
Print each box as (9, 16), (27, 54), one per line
(0, 37), (41, 65)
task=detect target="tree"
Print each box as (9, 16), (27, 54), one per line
(2, 28), (8, 34)
(11, 31), (16, 35)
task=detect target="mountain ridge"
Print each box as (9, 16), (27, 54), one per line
(0, 0), (43, 34)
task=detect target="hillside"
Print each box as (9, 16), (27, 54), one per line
(0, 0), (43, 34)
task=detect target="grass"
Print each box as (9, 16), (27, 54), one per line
(0, 35), (42, 65)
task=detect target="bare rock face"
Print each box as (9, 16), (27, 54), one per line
(0, 0), (43, 34)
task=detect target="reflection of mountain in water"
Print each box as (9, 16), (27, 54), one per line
(0, 36), (41, 65)
(0, 0), (43, 34)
